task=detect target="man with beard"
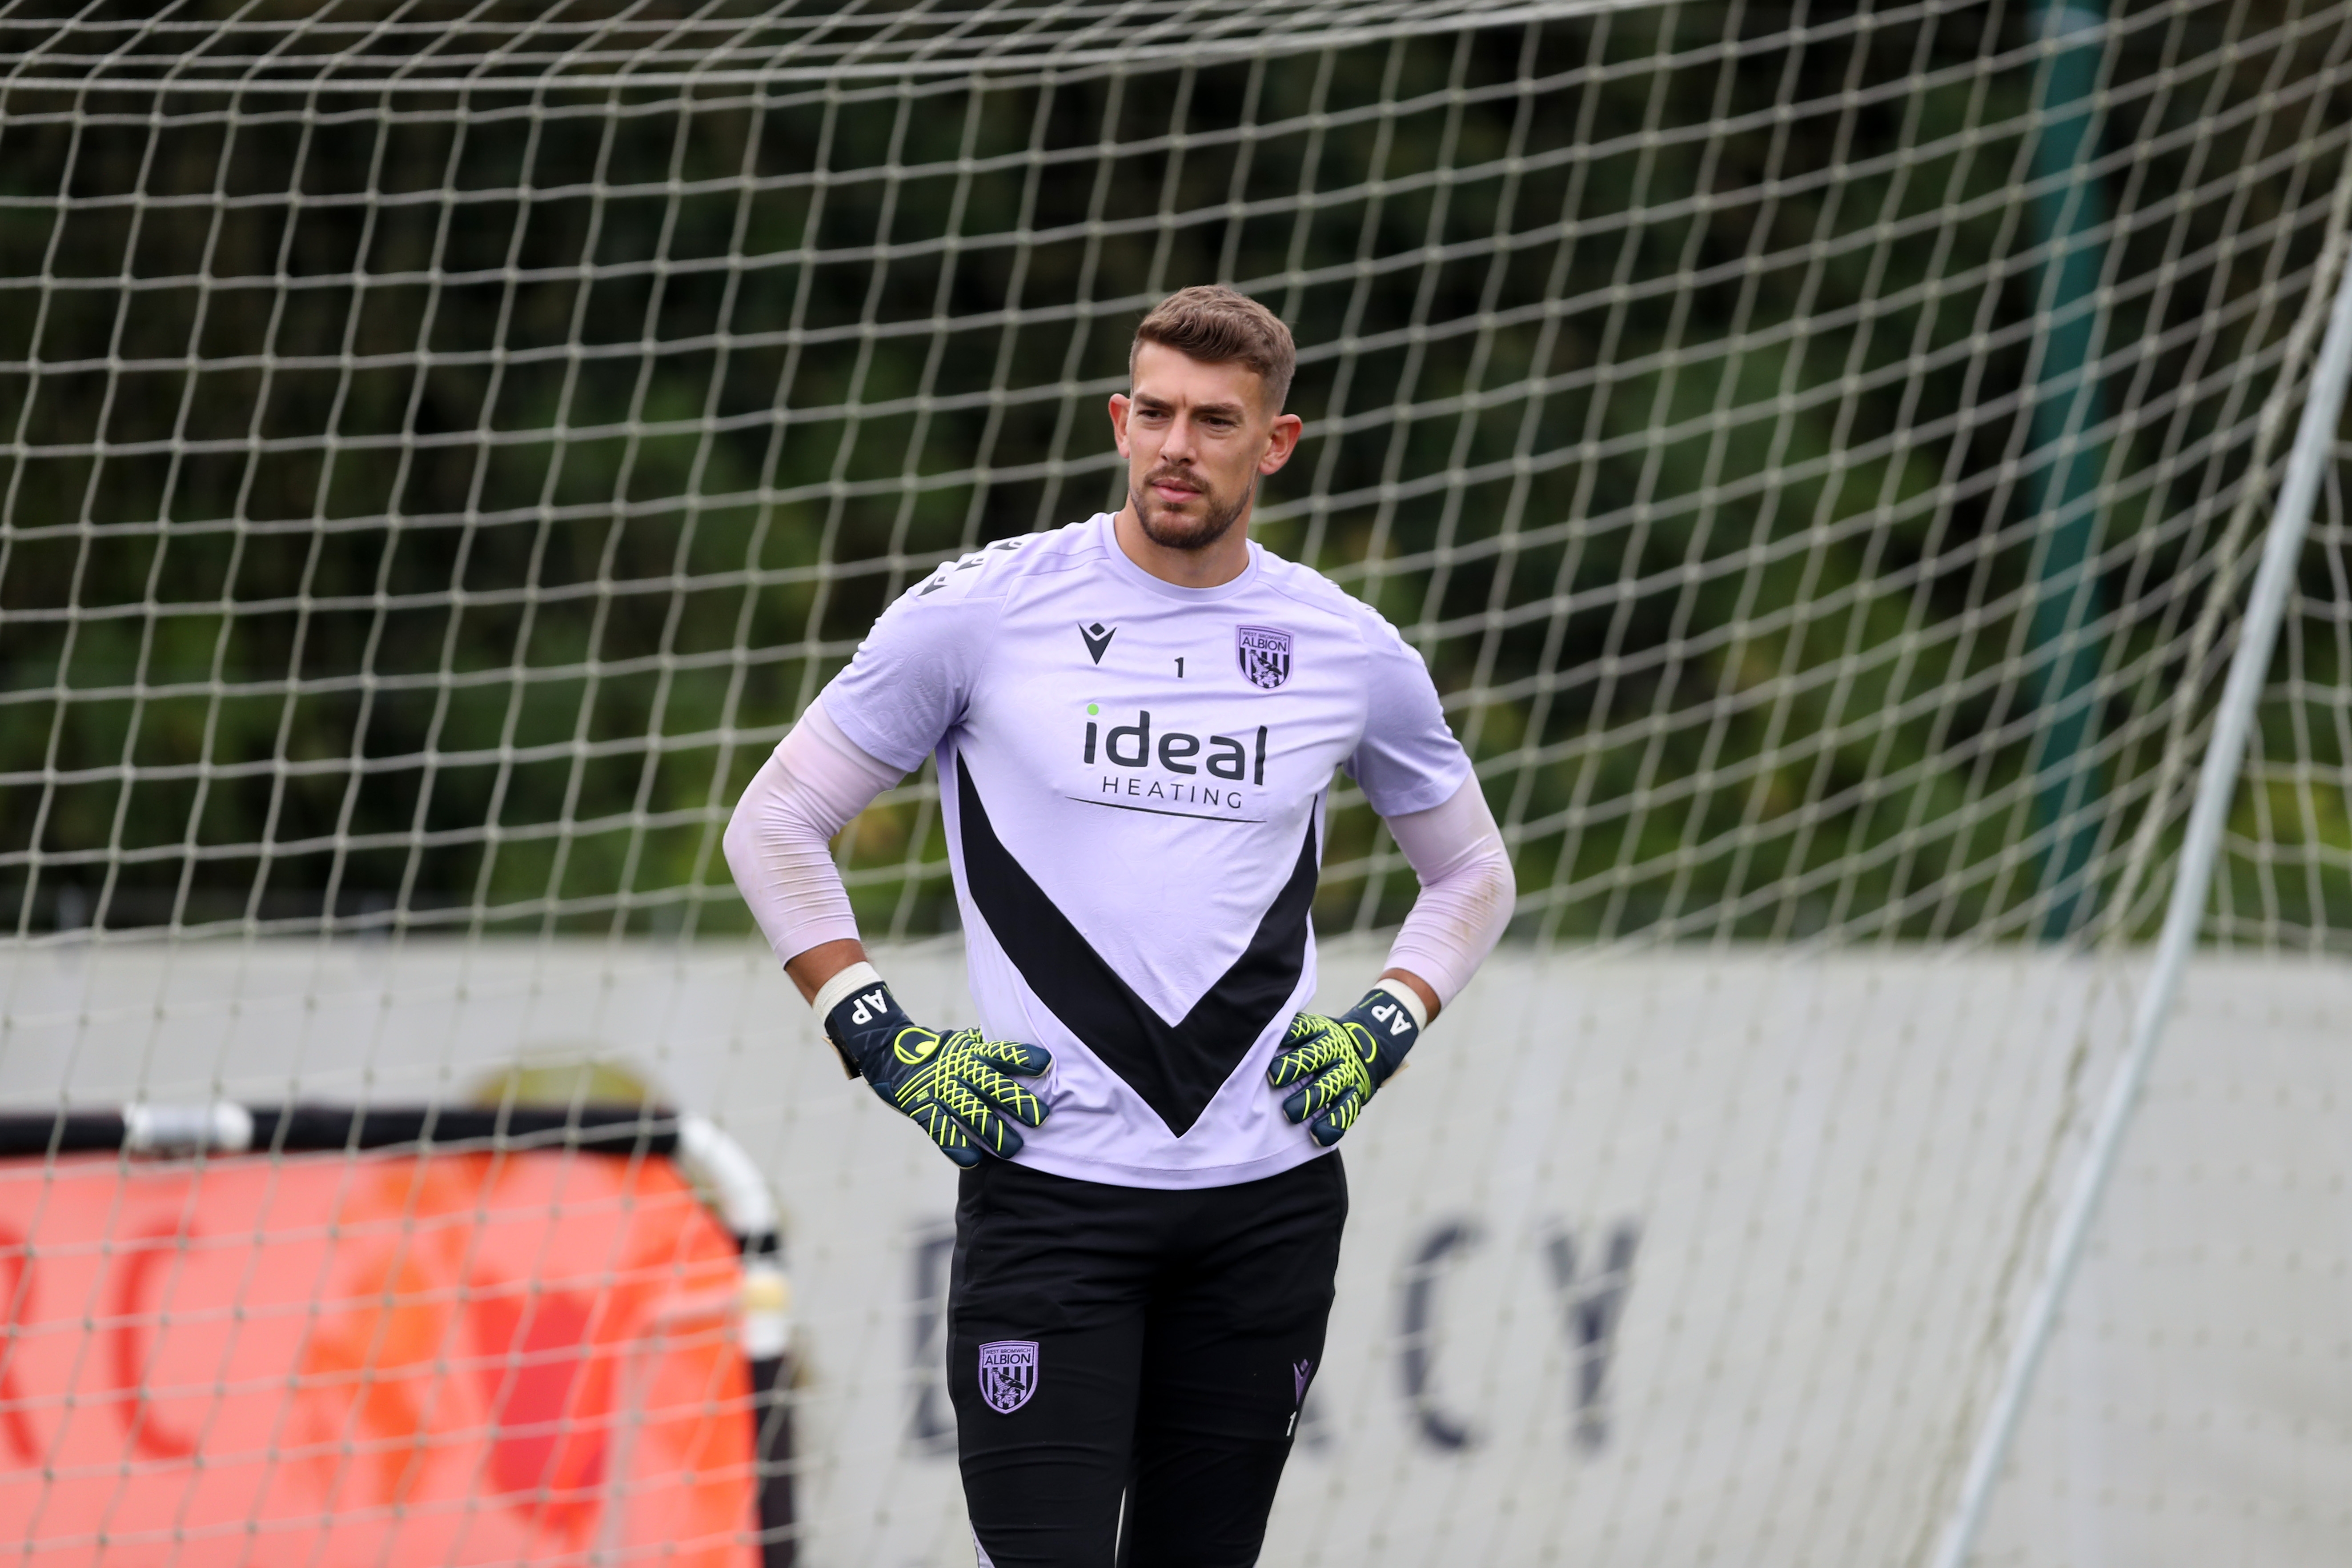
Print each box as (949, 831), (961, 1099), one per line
(726, 285), (1515, 1566)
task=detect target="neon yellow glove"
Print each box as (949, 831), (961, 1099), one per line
(1264, 984), (1422, 1147)
(823, 977), (1050, 1167)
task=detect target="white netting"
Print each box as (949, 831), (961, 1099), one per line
(0, 1), (1577, 85)
(4, 1), (2352, 1564)
(6, 0), (2349, 949)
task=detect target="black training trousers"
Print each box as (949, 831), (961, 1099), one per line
(947, 1152), (1347, 1568)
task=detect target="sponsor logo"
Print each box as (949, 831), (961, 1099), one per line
(1294, 1358), (1314, 1404)
(1081, 710), (1266, 784)
(1079, 621), (1116, 664)
(977, 1340), (1039, 1415)
(1075, 709), (1269, 814)
(1236, 625), (1293, 690)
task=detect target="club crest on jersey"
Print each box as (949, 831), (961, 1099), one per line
(977, 1340), (1039, 1415)
(1236, 625), (1293, 690)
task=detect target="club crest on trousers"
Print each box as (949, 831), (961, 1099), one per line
(1236, 624), (1293, 690)
(978, 1339), (1039, 1414)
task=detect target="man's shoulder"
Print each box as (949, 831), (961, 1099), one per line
(1249, 546), (1402, 648)
(898, 518), (1105, 609)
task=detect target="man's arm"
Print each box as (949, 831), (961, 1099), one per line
(723, 701), (903, 985)
(1377, 967), (1441, 1023)
(739, 540), (998, 994)
(784, 937), (868, 1005)
(1377, 776), (1516, 1023)
(1266, 776), (1513, 1146)
(724, 702), (1052, 1166)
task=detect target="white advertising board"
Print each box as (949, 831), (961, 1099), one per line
(2, 937), (2345, 1566)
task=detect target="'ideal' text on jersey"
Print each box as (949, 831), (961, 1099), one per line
(818, 514), (1469, 1190)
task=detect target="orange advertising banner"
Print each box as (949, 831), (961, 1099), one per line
(0, 1147), (757, 1567)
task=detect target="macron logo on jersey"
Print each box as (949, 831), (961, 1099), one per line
(1079, 622), (1116, 664)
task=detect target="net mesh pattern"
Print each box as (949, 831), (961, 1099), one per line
(6, 6), (2352, 1568)
(0, 0), (2346, 953)
(0, 1), (1576, 84)
(2223, 433), (2352, 945)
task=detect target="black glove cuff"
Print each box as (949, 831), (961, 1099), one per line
(823, 1034), (863, 1080)
(823, 976), (915, 1082)
(1349, 984), (1424, 1082)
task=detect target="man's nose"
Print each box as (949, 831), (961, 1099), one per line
(1161, 413), (1199, 461)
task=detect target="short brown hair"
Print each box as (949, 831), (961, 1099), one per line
(1131, 285), (1296, 412)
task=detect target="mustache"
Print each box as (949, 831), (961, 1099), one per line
(1143, 465), (1205, 493)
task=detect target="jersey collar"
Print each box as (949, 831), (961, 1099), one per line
(1092, 512), (1264, 603)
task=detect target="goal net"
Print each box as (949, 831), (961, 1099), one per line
(3, 1), (2351, 1564)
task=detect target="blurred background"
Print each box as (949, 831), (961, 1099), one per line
(7, 4), (2352, 1563)
(7, 0), (2348, 952)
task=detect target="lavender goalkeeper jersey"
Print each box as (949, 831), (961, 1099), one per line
(819, 513), (1471, 1189)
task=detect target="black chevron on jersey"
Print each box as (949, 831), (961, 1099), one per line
(954, 757), (1319, 1137)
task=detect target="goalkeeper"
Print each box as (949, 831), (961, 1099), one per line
(726, 286), (1513, 1568)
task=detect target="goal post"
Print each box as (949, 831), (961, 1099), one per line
(4, 2), (2352, 1564)
(1931, 210), (2352, 1568)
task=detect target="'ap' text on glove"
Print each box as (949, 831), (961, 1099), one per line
(823, 977), (1051, 1167)
(1265, 984), (1423, 1147)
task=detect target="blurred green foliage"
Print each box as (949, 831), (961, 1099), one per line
(1, 0), (2348, 944)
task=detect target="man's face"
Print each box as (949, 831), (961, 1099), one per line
(1110, 343), (1301, 553)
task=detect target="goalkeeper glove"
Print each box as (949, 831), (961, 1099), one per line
(1265, 982), (1425, 1147)
(818, 968), (1052, 1167)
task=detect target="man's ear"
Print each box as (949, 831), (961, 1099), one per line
(1259, 412), (1304, 476)
(1108, 392), (1133, 457)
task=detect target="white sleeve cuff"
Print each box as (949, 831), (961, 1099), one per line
(810, 961), (886, 1023)
(1367, 979), (1431, 1032)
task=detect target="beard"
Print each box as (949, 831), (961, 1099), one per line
(1131, 466), (1254, 552)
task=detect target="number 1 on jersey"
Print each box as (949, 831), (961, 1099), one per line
(1175, 656), (1184, 678)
